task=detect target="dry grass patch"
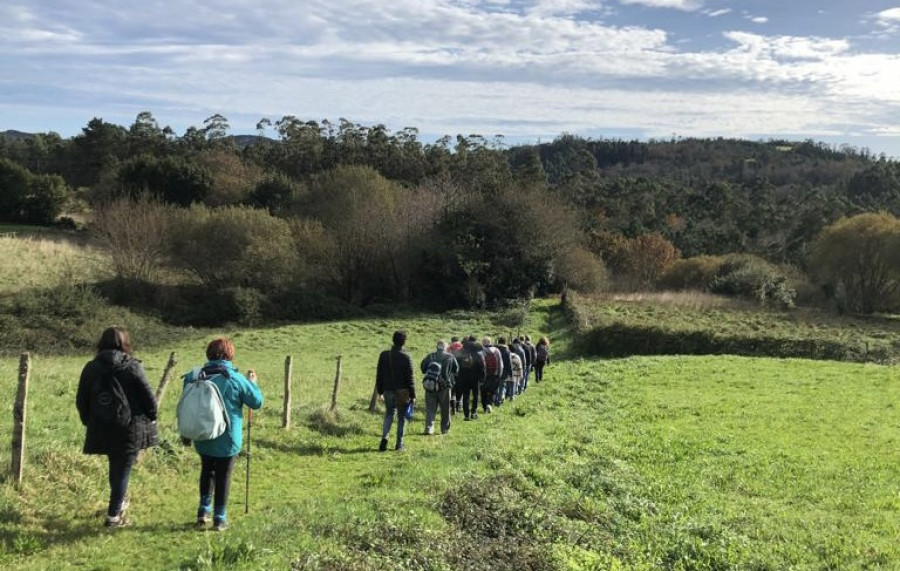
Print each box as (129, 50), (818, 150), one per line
(0, 235), (106, 293)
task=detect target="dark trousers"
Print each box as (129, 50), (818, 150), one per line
(107, 452), (137, 517)
(534, 362), (545, 382)
(459, 378), (480, 418)
(481, 375), (500, 410)
(199, 454), (238, 522)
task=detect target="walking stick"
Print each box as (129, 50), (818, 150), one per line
(245, 407), (252, 514)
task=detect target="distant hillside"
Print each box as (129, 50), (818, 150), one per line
(1, 129), (34, 140)
(228, 133), (275, 148)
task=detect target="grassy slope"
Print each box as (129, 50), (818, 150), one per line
(1, 301), (899, 569)
(0, 234), (104, 294)
(577, 292), (900, 358)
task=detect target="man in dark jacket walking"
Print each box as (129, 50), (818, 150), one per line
(454, 336), (486, 420)
(511, 338), (528, 395)
(495, 337), (513, 405)
(376, 330), (416, 451)
(76, 326), (159, 527)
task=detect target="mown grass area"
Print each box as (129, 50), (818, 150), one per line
(1, 300), (899, 569)
(570, 292), (900, 362)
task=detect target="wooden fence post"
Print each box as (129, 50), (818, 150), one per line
(12, 352), (30, 486)
(154, 352), (178, 405)
(330, 356), (342, 412)
(283, 355), (292, 429)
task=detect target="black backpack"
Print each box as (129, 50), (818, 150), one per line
(457, 350), (475, 371)
(423, 360), (443, 392)
(91, 373), (132, 427)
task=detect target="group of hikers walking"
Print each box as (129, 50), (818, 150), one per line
(74, 325), (548, 530)
(375, 330), (551, 451)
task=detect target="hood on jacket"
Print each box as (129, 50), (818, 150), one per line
(97, 349), (134, 372)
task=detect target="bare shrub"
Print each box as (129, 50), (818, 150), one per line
(91, 194), (173, 287)
(555, 247), (608, 293)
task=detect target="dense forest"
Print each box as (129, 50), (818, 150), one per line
(2, 112), (900, 321)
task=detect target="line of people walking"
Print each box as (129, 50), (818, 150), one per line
(375, 330), (551, 451)
(74, 326), (547, 529)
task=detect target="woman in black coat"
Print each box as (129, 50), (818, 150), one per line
(76, 327), (159, 527)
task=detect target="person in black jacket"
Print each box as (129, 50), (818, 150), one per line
(454, 336), (486, 420)
(76, 327), (159, 527)
(376, 330), (416, 451)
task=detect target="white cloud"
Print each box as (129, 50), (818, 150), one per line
(876, 7), (900, 22)
(2, 0), (900, 153)
(748, 16), (768, 24)
(525, 0), (596, 17)
(618, 0), (703, 10)
(872, 7), (900, 35)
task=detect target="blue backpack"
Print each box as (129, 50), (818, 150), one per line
(177, 368), (229, 441)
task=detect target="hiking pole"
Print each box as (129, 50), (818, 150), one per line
(245, 368), (256, 515)
(245, 407), (252, 514)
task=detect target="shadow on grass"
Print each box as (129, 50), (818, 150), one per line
(253, 436), (374, 456)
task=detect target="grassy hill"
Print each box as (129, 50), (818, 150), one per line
(1, 299), (899, 569)
(1, 235), (899, 568)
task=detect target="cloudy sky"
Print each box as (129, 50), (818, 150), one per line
(2, 0), (900, 155)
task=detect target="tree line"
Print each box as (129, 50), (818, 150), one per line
(1, 111), (899, 319)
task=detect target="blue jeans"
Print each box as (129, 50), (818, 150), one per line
(107, 452), (137, 517)
(382, 390), (408, 446)
(505, 379), (516, 401)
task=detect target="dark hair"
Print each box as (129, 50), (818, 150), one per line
(97, 326), (132, 354)
(206, 337), (235, 361)
(468, 335), (477, 342)
(498, 336), (507, 344)
(451, 336), (459, 343)
(392, 330), (407, 347)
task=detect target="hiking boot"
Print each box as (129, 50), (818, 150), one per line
(471, 412), (478, 420)
(485, 405), (493, 414)
(213, 519), (228, 532)
(378, 438), (388, 452)
(105, 514), (130, 528)
(395, 442), (405, 451)
(196, 512), (211, 529)
(119, 496), (130, 516)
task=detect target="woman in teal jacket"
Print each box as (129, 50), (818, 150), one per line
(183, 337), (263, 531)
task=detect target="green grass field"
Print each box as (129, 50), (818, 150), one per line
(1, 299), (899, 569)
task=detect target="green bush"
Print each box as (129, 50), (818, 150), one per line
(269, 288), (366, 322)
(0, 158), (70, 224)
(710, 254), (796, 307)
(0, 283), (110, 350)
(168, 205), (300, 294)
(117, 154), (213, 206)
(577, 322), (852, 361)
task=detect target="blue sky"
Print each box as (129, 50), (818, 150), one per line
(2, 0), (900, 156)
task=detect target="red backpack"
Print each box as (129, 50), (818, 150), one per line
(483, 348), (500, 376)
